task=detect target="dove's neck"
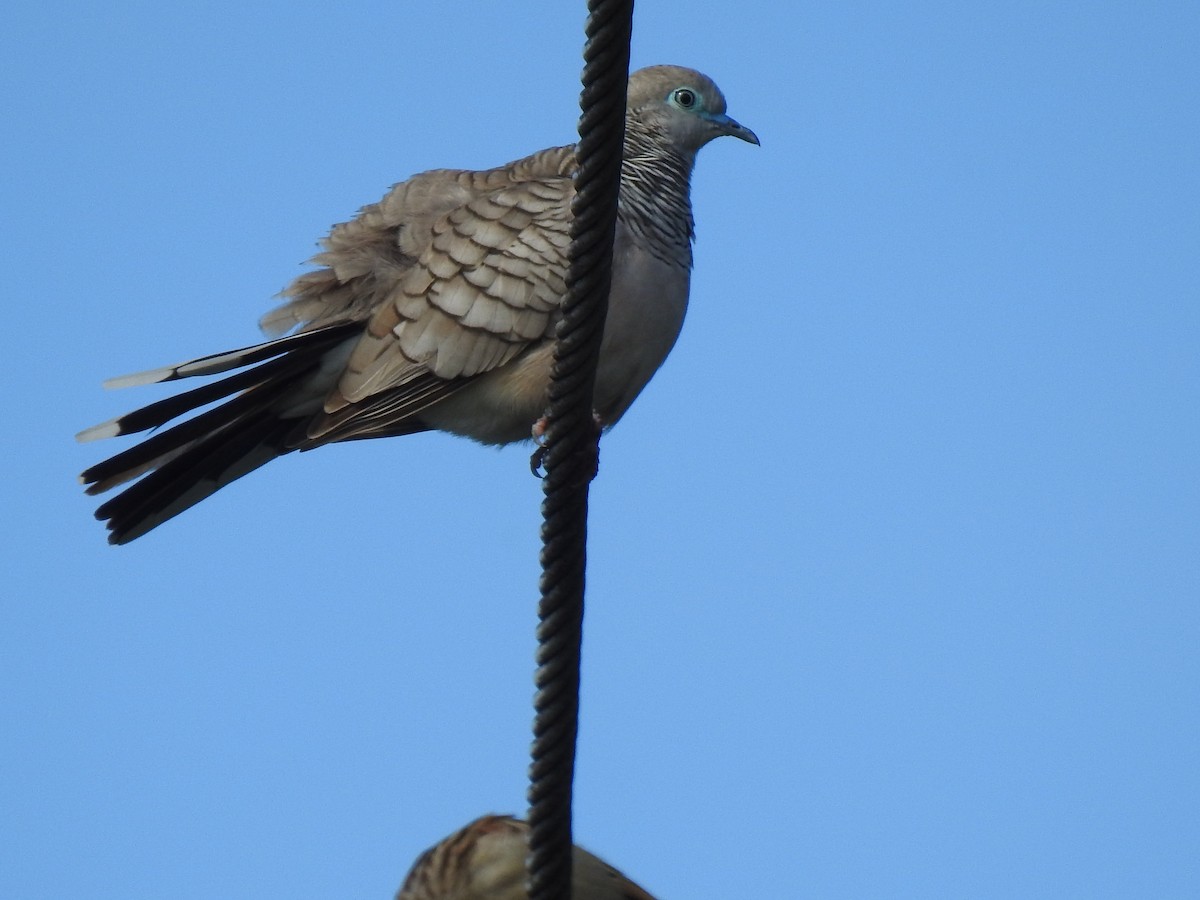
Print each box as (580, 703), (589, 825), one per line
(618, 126), (696, 269)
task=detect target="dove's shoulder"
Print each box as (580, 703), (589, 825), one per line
(376, 143), (577, 246)
(261, 145), (576, 339)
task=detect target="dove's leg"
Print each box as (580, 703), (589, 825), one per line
(529, 412), (604, 477)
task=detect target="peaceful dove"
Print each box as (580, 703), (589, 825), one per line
(396, 815), (657, 900)
(77, 65), (758, 544)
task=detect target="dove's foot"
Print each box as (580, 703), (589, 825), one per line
(529, 412), (603, 478)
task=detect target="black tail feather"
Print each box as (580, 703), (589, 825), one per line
(81, 351), (321, 494)
(80, 322), (360, 543)
(96, 350), (312, 439)
(96, 411), (294, 545)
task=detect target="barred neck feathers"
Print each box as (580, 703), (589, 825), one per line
(617, 122), (696, 269)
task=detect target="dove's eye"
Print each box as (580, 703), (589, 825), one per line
(671, 88), (698, 110)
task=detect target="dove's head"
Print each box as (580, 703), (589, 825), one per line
(396, 815), (658, 900)
(626, 65), (759, 155)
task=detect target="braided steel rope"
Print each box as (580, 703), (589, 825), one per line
(526, 2), (634, 898)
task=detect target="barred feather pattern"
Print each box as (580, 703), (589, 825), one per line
(395, 815), (657, 900)
(617, 124), (696, 269)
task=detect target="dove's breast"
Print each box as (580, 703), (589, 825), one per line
(591, 223), (691, 427)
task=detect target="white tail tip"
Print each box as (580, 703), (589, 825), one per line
(76, 419), (123, 443)
(102, 366), (176, 390)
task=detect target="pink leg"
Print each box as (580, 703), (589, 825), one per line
(529, 412), (604, 476)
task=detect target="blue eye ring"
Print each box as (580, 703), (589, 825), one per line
(672, 88), (698, 110)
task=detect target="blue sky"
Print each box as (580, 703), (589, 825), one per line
(3, 2), (1198, 897)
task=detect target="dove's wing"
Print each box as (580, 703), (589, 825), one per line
(256, 146), (578, 444)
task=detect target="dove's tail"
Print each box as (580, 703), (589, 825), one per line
(77, 323), (360, 545)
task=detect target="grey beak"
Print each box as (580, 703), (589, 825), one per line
(713, 113), (760, 146)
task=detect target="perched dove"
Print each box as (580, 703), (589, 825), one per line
(78, 65), (758, 544)
(396, 815), (656, 900)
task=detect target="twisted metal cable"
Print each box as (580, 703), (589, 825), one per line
(526, 2), (633, 898)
